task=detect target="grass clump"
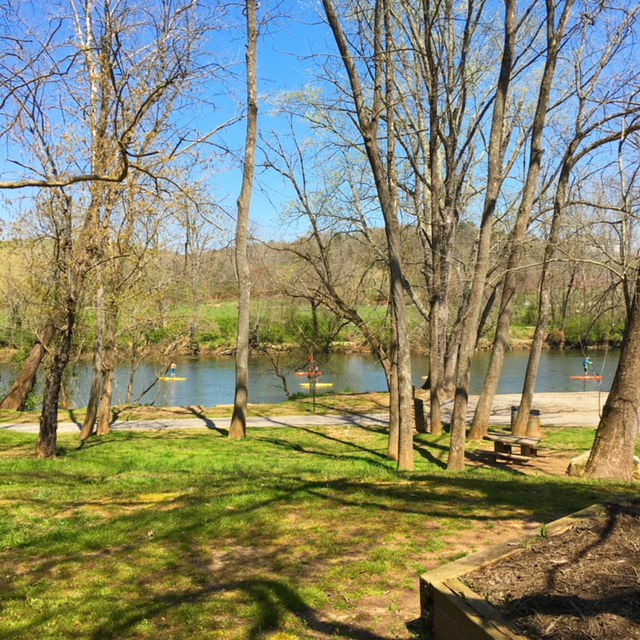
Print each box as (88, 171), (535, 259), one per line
(0, 425), (636, 639)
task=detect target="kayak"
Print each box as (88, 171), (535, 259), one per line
(570, 375), (603, 381)
(159, 376), (187, 381)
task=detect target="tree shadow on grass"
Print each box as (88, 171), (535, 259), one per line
(83, 577), (402, 640)
(256, 433), (394, 472)
(82, 537), (411, 640)
(298, 424), (389, 455)
(66, 408), (82, 428)
(3, 467), (635, 640)
(413, 439), (448, 469)
(308, 400), (390, 422)
(186, 405), (228, 436)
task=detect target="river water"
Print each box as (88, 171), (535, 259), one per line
(0, 349), (618, 408)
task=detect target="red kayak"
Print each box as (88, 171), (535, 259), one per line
(570, 375), (603, 381)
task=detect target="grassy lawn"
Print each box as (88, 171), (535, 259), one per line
(0, 423), (636, 640)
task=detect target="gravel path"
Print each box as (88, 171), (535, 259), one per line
(1, 392), (607, 434)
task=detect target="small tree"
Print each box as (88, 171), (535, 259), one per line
(229, 0), (259, 440)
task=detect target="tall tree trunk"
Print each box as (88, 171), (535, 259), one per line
(37, 302), (75, 458)
(96, 302), (117, 436)
(0, 321), (56, 410)
(442, 314), (463, 398)
(468, 0), (574, 441)
(387, 352), (399, 461)
(429, 295), (443, 435)
(229, 0), (258, 440)
(448, 0), (517, 470)
(127, 344), (137, 404)
(80, 282), (105, 440)
(384, 0), (413, 470)
(323, 0), (414, 470)
(585, 278), (640, 481)
(96, 367), (114, 436)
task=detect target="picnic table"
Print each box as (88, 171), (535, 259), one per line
(482, 431), (543, 464)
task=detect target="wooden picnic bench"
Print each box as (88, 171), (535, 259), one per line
(482, 431), (543, 464)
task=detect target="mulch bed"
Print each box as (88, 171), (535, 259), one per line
(464, 500), (640, 639)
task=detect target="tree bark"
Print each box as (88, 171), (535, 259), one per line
(80, 282), (105, 440)
(428, 296), (443, 435)
(0, 321), (56, 410)
(96, 302), (117, 436)
(37, 303), (75, 458)
(229, 0), (259, 440)
(387, 351), (399, 461)
(585, 278), (640, 481)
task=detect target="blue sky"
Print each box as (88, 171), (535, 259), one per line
(0, 0), (332, 244)
(206, 0), (333, 242)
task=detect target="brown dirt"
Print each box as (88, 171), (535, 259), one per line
(466, 445), (576, 478)
(465, 500), (640, 640)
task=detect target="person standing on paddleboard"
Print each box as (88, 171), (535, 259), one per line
(583, 356), (592, 375)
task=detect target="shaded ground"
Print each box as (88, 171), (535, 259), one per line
(465, 501), (640, 640)
(0, 391), (622, 640)
(467, 444), (575, 478)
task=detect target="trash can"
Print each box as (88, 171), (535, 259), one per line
(526, 409), (542, 438)
(510, 406), (519, 430)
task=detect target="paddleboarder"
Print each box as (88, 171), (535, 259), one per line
(583, 356), (592, 375)
(170, 362), (177, 378)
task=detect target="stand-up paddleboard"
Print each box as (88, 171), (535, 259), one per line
(570, 375), (603, 381)
(159, 376), (187, 381)
(300, 382), (333, 388)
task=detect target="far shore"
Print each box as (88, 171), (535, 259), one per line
(0, 337), (621, 365)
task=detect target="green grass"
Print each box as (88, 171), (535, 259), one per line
(0, 425), (636, 640)
(509, 325), (536, 341)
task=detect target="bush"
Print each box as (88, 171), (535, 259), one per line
(148, 327), (172, 344)
(546, 329), (565, 348)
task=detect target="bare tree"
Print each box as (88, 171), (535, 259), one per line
(447, 0), (518, 470)
(322, 0), (414, 470)
(468, 0), (576, 440)
(0, 0), (212, 457)
(262, 120), (406, 457)
(229, 0), (259, 440)
(513, 4), (640, 436)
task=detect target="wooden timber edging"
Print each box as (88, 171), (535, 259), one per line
(419, 503), (606, 640)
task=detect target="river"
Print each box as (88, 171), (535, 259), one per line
(0, 349), (619, 408)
